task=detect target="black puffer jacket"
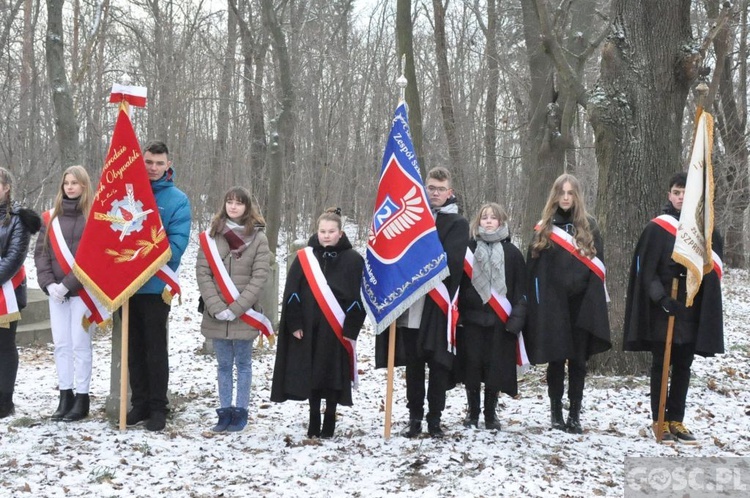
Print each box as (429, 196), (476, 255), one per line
(0, 202), (42, 309)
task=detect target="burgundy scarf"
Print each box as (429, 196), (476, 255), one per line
(222, 220), (256, 258)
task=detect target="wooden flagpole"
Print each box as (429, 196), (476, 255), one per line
(656, 278), (679, 443)
(383, 64), (409, 440)
(384, 322), (397, 439)
(119, 301), (130, 431)
(118, 90), (132, 432)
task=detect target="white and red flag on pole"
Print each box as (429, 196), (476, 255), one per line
(672, 109), (716, 306)
(73, 85), (171, 310)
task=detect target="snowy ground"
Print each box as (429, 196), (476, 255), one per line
(1, 236), (748, 497)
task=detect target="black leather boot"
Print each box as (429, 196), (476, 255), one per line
(426, 413), (444, 438)
(63, 393), (90, 422)
(550, 398), (565, 431)
(463, 389), (480, 428)
(307, 405), (321, 438)
(51, 389), (75, 421)
(484, 389), (502, 430)
(566, 399), (583, 434)
(321, 409), (336, 439)
(0, 392), (14, 418)
(401, 418), (422, 438)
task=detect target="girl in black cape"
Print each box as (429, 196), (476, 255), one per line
(525, 174), (610, 434)
(271, 208), (366, 438)
(457, 203), (527, 430)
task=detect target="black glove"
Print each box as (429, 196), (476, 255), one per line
(505, 316), (523, 335)
(659, 296), (683, 316)
(505, 300), (527, 335)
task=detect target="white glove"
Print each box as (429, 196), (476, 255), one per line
(46, 284), (66, 304)
(215, 309), (237, 321)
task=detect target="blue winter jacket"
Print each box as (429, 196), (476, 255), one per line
(137, 168), (191, 295)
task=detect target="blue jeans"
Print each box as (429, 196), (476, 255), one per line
(213, 339), (253, 409)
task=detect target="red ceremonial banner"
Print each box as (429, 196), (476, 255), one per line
(73, 103), (171, 310)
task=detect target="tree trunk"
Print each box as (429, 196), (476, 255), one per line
(396, 0), (424, 165)
(261, 0), (295, 256)
(710, 0), (748, 269)
(432, 0), (461, 176)
(518, 0), (568, 246)
(46, 0), (79, 167)
(483, 0), (500, 203)
(588, 0), (696, 374)
(208, 4), (238, 208)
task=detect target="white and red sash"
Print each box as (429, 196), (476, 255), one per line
(0, 266), (25, 326)
(463, 248), (529, 367)
(652, 214), (723, 279)
(536, 222), (610, 302)
(43, 210), (110, 327)
(156, 264), (182, 303)
(297, 247), (358, 387)
(198, 231), (273, 338)
(428, 283), (459, 355)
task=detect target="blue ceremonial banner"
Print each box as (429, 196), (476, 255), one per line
(361, 102), (449, 334)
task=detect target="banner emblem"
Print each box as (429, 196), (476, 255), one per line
(367, 158), (433, 263)
(95, 184), (154, 241)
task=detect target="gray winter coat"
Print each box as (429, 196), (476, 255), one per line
(196, 228), (271, 341)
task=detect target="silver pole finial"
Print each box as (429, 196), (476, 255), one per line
(397, 55), (407, 102)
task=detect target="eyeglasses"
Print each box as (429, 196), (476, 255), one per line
(426, 186), (449, 194)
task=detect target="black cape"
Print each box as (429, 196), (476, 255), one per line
(374, 208), (470, 370)
(455, 238), (527, 395)
(270, 233), (366, 406)
(524, 214), (611, 364)
(623, 211), (724, 357)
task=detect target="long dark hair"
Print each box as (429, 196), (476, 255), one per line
(209, 186), (265, 237)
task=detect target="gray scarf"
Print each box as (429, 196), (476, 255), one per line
(471, 225), (509, 303)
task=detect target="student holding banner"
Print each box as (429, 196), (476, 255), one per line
(624, 172), (724, 444)
(271, 208), (366, 439)
(0, 167), (42, 419)
(525, 173), (611, 434)
(125, 140), (191, 432)
(196, 186), (271, 433)
(457, 203), (527, 430)
(35, 166), (95, 422)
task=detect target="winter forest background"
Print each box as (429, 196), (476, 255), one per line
(1, 0), (749, 375)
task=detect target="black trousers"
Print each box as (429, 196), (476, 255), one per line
(547, 359), (587, 402)
(650, 342), (695, 422)
(127, 294), (171, 413)
(0, 321), (18, 393)
(405, 358), (451, 424)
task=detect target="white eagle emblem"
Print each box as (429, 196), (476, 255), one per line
(369, 186), (425, 243)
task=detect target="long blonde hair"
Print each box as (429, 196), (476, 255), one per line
(50, 165), (94, 222)
(530, 173), (595, 258)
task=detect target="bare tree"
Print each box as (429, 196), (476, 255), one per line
(518, 0), (607, 247)
(261, 0), (295, 254)
(397, 0), (424, 164)
(707, 0), (748, 269)
(46, 0), (80, 167)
